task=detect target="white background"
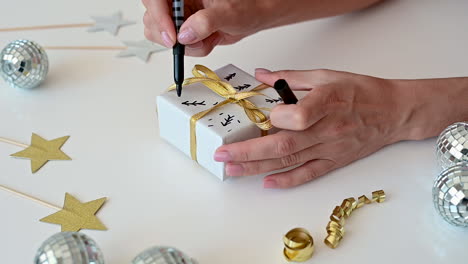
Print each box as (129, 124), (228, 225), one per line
(1, 0), (468, 263)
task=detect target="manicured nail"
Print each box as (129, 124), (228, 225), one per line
(178, 27), (197, 44)
(214, 151), (232, 162)
(187, 41), (204, 49)
(161, 31), (174, 48)
(226, 164), (244, 176)
(255, 68), (271, 74)
(264, 179), (278, 189)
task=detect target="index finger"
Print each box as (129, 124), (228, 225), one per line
(214, 130), (318, 162)
(143, 0), (177, 46)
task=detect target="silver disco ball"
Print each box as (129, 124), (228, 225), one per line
(433, 163), (468, 227)
(35, 232), (105, 264)
(132, 247), (197, 264)
(0, 39), (49, 89)
(436, 122), (468, 170)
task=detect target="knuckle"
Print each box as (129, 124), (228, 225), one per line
(330, 121), (353, 137)
(313, 69), (332, 78)
(278, 175), (294, 188)
(276, 136), (297, 156)
(144, 28), (152, 41)
(325, 89), (344, 106)
(192, 12), (214, 34)
(238, 150), (250, 162)
(154, 15), (165, 27)
(303, 168), (319, 183)
(280, 153), (301, 168)
(244, 162), (260, 175)
(292, 107), (310, 130)
(143, 12), (151, 27)
(275, 70), (292, 80)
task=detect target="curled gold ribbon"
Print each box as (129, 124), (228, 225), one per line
(372, 190), (386, 203)
(324, 190), (386, 249)
(168, 65), (273, 161)
(283, 228), (314, 262)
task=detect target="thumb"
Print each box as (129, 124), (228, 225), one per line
(270, 90), (328, 131)
(178, 8), (224, 45)
(255, 69), (338, 90)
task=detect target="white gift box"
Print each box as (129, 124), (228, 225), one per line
(157, 64), (283, 180)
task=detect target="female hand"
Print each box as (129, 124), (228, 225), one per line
(142, 0), (276, 56)
(214, 69), (468, 188)
(141, 0), (384, 56)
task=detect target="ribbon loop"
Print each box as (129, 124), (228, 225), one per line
(168, 65), (273, 161)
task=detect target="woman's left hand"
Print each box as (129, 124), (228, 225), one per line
(214, 68), (415, 188)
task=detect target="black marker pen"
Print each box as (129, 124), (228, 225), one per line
(274, 79), (298, 104)
(173, 0), (185, 97)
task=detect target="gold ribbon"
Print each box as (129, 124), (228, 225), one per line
(168, 65), (273, 161)
(324, 190), (386, 249)
(283, 228), (314, 262)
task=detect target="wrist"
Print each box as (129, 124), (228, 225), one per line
(391, 78), (468, 142)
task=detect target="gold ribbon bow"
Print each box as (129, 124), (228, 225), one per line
(168, 65), (273, 161)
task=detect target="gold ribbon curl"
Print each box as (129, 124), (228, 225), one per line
(168, 65), (273, 161)
(324, 190), (386, 249)
(283, 228), (314, 262)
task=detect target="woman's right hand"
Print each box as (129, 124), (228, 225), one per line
(142, 0), (279, 56)
(142, 0), (384, 56)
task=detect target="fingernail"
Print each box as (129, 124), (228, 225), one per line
(214, 151), (232, 162)
(178, 27), (197, 44)
(255, 68), (271, 74)
(161, 31), (174, 48)
(226, 164), (244, 176)
(187, 41), (204, 49)
(264, 179), (278, 189)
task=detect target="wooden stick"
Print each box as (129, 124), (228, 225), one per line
(44, 46), (127, 51)
(0, 23), (94, 32)
(0, 184), (61, 211)
(0, 137), (29, 148)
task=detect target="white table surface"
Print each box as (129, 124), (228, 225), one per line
(1, 0), (468, 263)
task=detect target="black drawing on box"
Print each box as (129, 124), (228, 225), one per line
(213, 102), (219, 106)
(234, 84), (251, 91)
(228, 129), (232, 133)
(224, 73), (236, 81)
(219, 113), (224, 115)
(221, 114), (235, 127)
(182, 100), (206, 106)
(266, 97), (283, 104)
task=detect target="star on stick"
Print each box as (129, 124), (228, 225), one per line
(116, 40), (168, 62)
(87, 11), (135, 35)
(40, 193), (107, 232)
(10, 133), (71, 173)
(0, 185), (108, 232)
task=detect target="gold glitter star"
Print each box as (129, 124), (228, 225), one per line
(10, 133), (71, 173)
(40, 193), (107, 232)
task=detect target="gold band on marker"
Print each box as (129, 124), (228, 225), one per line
(168, 65), (273, 162)
(283, 228), (314, 262)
